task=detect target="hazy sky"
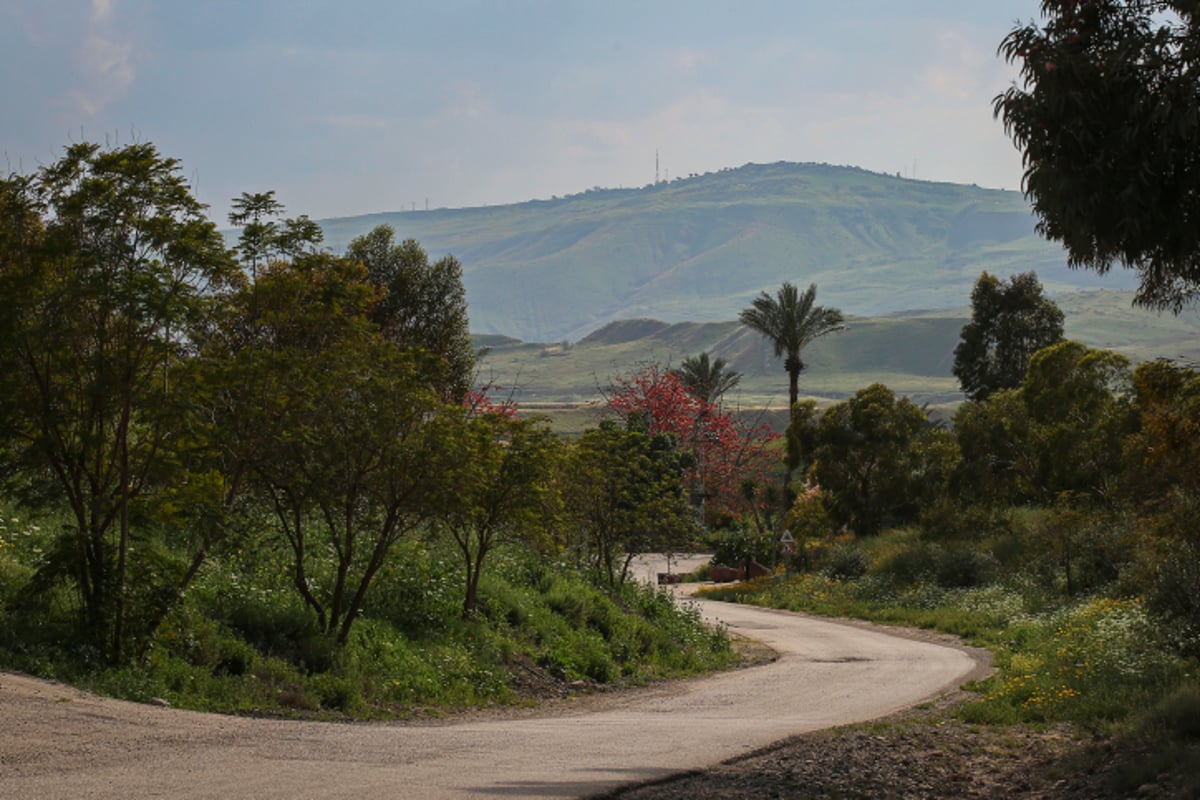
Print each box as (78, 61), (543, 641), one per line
(2, 1), (1040, 224)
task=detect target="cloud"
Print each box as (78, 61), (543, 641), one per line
(92, 0), (116, 22)
(69, 0), (135, 116)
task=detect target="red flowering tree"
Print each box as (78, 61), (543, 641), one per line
(464, 380), (520, 418)
(603, 364), (780, 527)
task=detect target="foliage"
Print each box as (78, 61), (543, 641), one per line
(821, 543), (870, 582)
(952, 389), (1035, 506)
(0, 138), (740, 718)
(739, 281), (845, 412)
(215, 255), (449, 645)
(782, 485), (836, 570)
(996, 1), (1200, 312)
(673, 351), (741, 405)
(1022, 341), (1134, 500)
(702, 526), (1191, 731)
(954, 341), (1134, 506)
(1123, 358), (1200, 502)
(346, 226), (475, 401)
(0, 142), (239, 663)
(972, 598), (1185, 727)
(797, 384), (953, 536)
(434, 411), (561, 618)
(952, 271), (1065, 402)
(603, 362), (780, 526)
(564, 421), (699, 588)
(228, 190), (324, 283)
(707, 524), (778, 569)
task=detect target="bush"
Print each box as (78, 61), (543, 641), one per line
(1138, 682), (1200, 740)
(821, 543), (869, 582)
(1142, 500), (1200, 658)
(921, 502), (1012, 541)
(933, 546), (999, 589)
(707, 525), (775, 568)
(969, 597), (1188, 726)
(309, 673), (361, 712)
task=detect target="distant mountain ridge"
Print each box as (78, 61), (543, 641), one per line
(315, 161), (1138, 342)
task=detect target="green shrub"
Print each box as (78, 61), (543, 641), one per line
(1138, 682), (1200, 740)
(309, 673), (361, 712)
(822, 543), (870, 582)
(708, 525), (776, 567)
(933, 546), (999, 589)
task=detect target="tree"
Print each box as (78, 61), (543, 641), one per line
(674, 352), (741, 405)
(565, 421), (698, 588)
(995, 1), (1200, 311)
(1022, 340), (1135, 501)
(739, 281), (843, 499)
(1124, 359), (1200, 650)
(739, 282), (844, 411)
(224, 254), (448, 645)
(1124, 358), (1200, 502)
(604, 364), (779, 527)
(435, 412), (560, 618)
(953, 389), (1037, 506)
(0, 142), (239, 662)
(228, 191), (324, 283)
(346, 226), (475, 401)
(802, 384), (938, 537)
(953, 271), (1065, 402)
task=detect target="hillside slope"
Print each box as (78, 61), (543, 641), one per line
(474, 290), (1200, 419)
(315, 162), (1137, 342)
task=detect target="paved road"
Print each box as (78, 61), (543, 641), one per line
(0, 568), (982, 799)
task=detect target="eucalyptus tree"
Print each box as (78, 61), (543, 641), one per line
(0, 142), (239, 662)
(953, 271), (1064, 402)
(995, 1), (1200, 312)
(802, 384), (937, 537)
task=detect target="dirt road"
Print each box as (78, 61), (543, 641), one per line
(0, 589), (984, 799)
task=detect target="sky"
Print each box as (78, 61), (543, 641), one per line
(2, 1), (1042, 225)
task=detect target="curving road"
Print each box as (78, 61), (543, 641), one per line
(0, 567), (983, 799)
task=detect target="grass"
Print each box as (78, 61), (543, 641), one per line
(0, 516), (734, 719)
(697, 518), (1200, 793)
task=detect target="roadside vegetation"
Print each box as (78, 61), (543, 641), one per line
(698, 273), (1200, 794)
(0, 142), (739, 718)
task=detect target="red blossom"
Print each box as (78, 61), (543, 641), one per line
(603, 364), (780, 523)
(464, 382), (519, 418)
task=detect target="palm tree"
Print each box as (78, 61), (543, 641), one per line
(739, 281), (844, 411)
(675, 352), (741, 405)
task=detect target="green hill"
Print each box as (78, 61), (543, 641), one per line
(474, 290), (1200, 428)
(313, 161), (1139, 342)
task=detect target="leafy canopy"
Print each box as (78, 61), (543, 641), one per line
(995, 1), (1200, 311)
(953, 271), (1065, 402)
